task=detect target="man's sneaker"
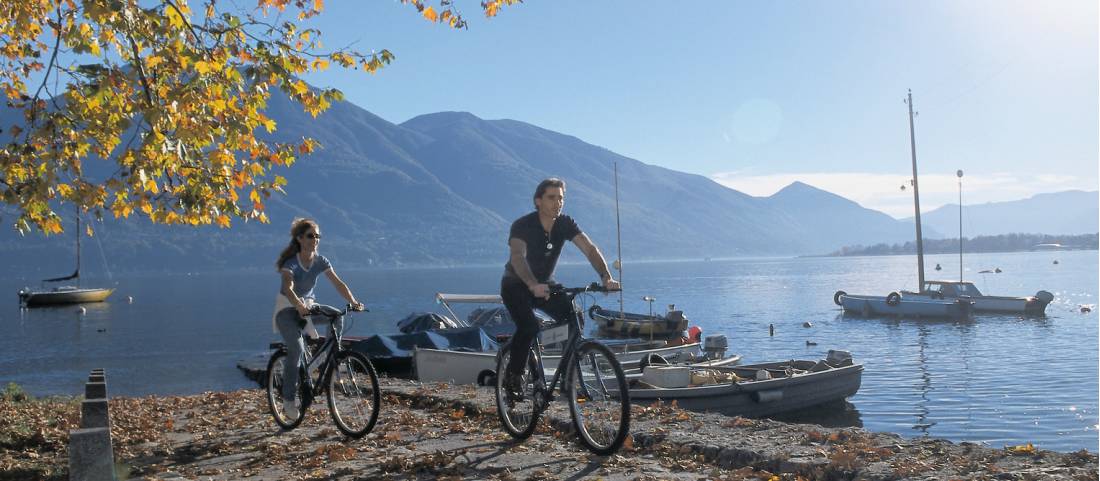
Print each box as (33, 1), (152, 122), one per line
(503, 373), (524, 402)
(282, 398), (299, 420)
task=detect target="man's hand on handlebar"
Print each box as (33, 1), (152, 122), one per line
(529, 283), (551, 300)
(349, 301), (366, 312)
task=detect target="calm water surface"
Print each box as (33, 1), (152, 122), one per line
(2, 250), (1096, 452)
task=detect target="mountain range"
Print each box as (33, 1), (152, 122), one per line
(1, 87), (1094, 277)
(904, 190), (1098, 239)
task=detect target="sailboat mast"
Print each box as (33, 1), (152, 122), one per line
(613, 161), (624, 316)
(75, 215), (81, 287)
(957, 170), (964, 282)
(907, 89), (926, 290)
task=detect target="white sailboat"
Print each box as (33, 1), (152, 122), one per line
(18, 216), (114, 307)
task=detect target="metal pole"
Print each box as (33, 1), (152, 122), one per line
(907, 90), (926, 290)
(76, 215), (81, 287)
(957, 169), (964, 282)
(614, 162), (624, 317)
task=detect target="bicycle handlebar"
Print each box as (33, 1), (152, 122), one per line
(548, 282), (621, 296)
(308, 303), (368, 318)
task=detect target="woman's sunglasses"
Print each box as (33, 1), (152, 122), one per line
(304, 233), (322, 240)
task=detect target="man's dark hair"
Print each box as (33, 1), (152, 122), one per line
(533, 178), (566, 208)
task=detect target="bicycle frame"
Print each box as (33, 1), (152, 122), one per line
(528, 299), (586, 405)
(297, 315), (345, 399)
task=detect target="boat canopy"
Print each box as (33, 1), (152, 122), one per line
(435, 293), (503, 304)
(924, 281), (984, 297)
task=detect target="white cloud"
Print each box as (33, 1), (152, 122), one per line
(710, 171), (1098, 218)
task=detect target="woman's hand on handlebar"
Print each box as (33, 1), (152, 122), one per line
(348, 301), (366, 312)
(295, 303), (311, 318)
(603, 278), (621, 292)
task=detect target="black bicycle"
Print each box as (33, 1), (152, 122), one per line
(494, 283), (631, 455)
(265, 303), (381, 438)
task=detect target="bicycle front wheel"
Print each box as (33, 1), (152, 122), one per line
(494, 344), (541, 440)
(326, 351), (381, 438)
(266, 350), (306, 429)
(568, 341), (630, 455)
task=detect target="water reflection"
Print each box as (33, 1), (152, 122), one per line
(770, 400), (863, 428)
(913, 325), (935, 433)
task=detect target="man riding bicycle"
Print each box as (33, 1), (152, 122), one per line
(500, 178), (620, 393)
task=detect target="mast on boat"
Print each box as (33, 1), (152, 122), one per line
(613, 161), (624, 316)
(906, 89), (926, 291)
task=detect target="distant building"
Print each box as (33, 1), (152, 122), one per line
(1032, 243), (1065, 250)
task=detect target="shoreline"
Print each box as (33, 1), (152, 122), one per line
(3, 379), (1096, 480)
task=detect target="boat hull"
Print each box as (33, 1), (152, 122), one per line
(839, 294), (972, 318)
(629, 360), (863, 418)
(903, 292), (1050, 315)
(413, 341), (717, 385)
(20, 288), (114, 307)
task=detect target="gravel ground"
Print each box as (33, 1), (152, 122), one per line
(106, 377), (1097, 481)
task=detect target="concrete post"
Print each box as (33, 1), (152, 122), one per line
(68, 427), (115, 481)
(85, 382), (106, 399)
(80, 399), (110, 429)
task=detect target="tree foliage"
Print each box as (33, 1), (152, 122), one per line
(0, 0), (521, 235)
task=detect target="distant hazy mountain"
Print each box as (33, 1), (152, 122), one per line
(761, 181), (940, 251)
(904, 190), (1099, 238)
(0, 86), (1055, 277)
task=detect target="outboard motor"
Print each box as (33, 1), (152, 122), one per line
(826, 349), (853, 367)
(703, 334), (727, 360)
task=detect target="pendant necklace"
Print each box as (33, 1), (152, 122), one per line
(544, 229), (553, 251)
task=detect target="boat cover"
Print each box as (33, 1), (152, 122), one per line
(396, 311), (464, 333)
(351, 327), (499, 359)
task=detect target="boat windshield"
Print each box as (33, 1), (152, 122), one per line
(956, 283), (983, 296)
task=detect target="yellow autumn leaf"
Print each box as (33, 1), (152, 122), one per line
(194, 61), (211, 74)
(166, 7), (184, 29)
(216, 214), (231, 228)
(422, 6), (438, 22)
(144, 179), (159, 194)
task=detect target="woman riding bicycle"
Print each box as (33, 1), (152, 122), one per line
(273, 218), (364, 420)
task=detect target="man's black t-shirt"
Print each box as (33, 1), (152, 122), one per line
(502, 211), (582, 285)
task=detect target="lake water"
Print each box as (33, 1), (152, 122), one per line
(2, 250), (1096, 452)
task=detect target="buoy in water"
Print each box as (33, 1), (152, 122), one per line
(1081, 306), (1093, 313)
(802, 321), (813, 328)
(127, 296), (133, 303)
(1053, 260), (1059, 265)
(78, 306), (86, 315)
(994, 267), (1002, 273)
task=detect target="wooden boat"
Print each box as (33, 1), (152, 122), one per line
(901, 281), (1053, 315)
(412, 339), (739, 385)
(588, 304), (690, 339)
(18, 216), (114, 307)
(834, 290), (973, 318)
(627, 350), (863, 418)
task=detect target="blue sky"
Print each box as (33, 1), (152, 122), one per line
(299, 1), (1098, 217)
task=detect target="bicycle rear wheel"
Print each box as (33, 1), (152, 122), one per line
(326, 351), (381, 438)
(568, 341), (630, 455)
(494, 345), (541, 440)
(266, 350), (306, 429)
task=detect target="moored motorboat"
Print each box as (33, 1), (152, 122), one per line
(901, 281), (1053, 315)
(627, 350), (863, 418)
(588, 304), (690, 339)
(833, 290), (973, 318)
(413, 336), (738, 385)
